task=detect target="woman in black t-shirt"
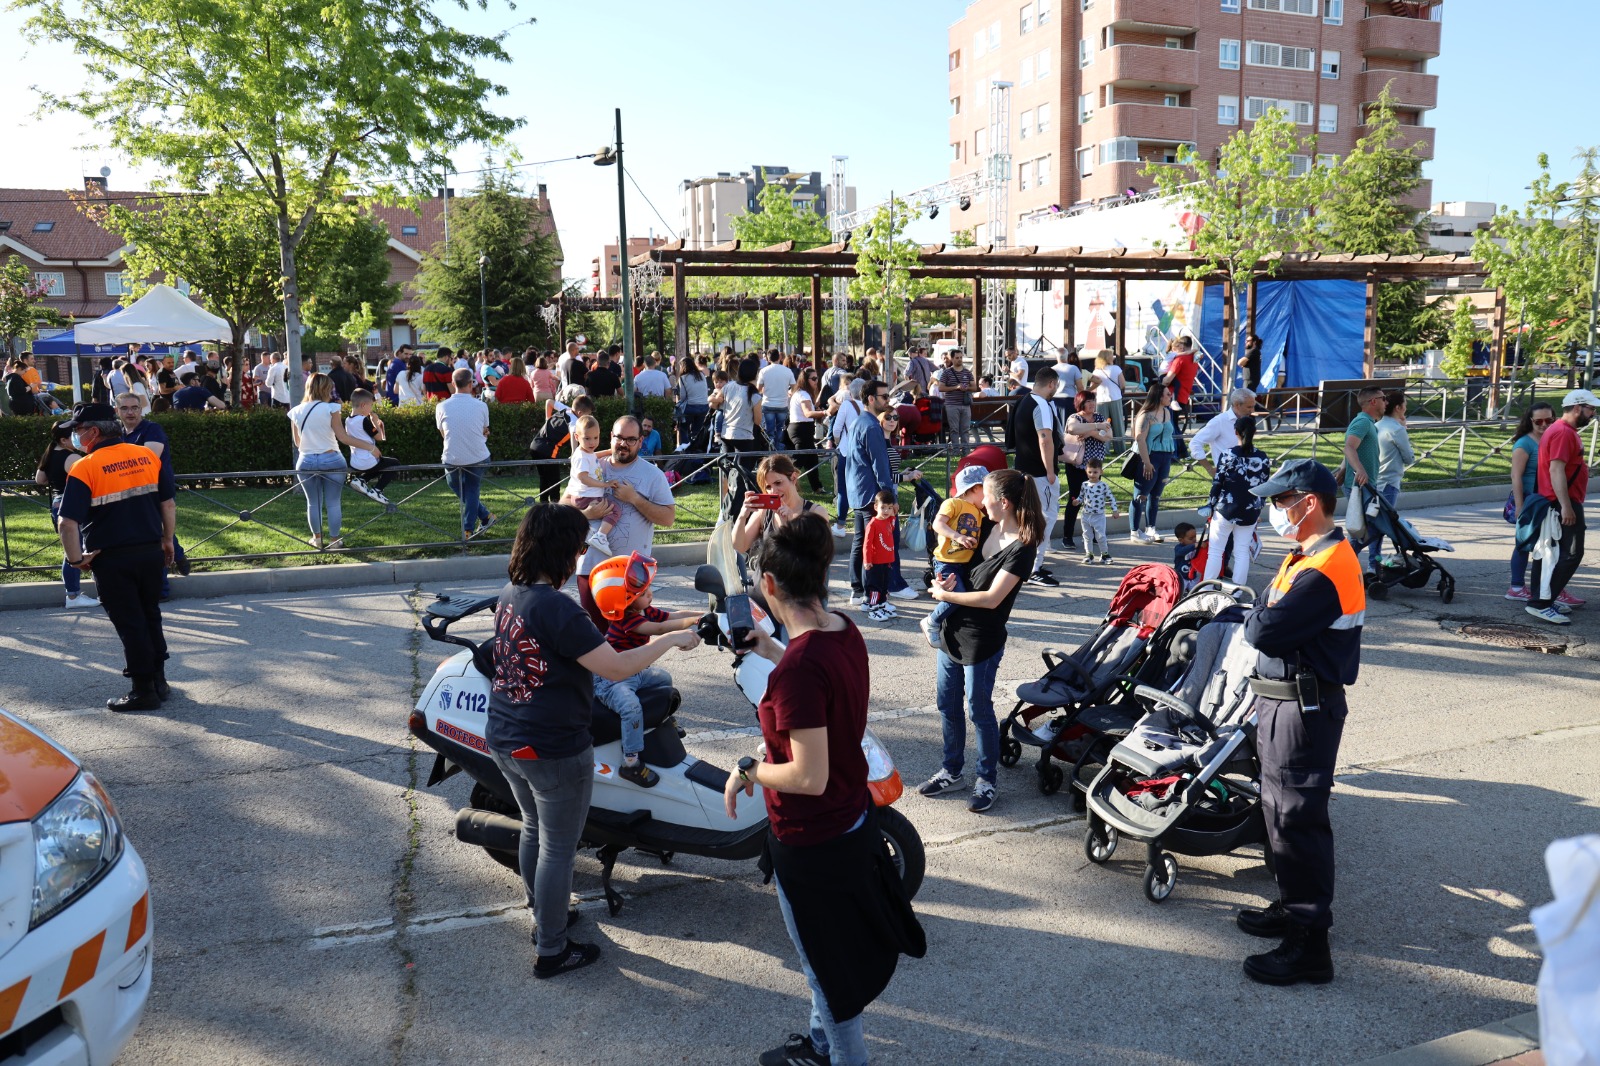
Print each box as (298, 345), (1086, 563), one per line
(917, 469), (1046, 815)
(487, 504), (697, 979)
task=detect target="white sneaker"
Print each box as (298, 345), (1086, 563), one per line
(848, 591), (865, 607)
(1129, 530), (1152, 544)
(65, 594), (100, 609)
(889, 586), (918, 600)
(1526, 605), (1571, 626)
(585, 529), (613, 554)
(1144, 528), (1166, 543)
(919, 614), (938, 648)
(831, 523), (849, 538)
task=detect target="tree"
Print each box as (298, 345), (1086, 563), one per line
(0, 257), (65, 356)
(1142, 107), (1332, 355)
(1475, 153), (1594, 364)
(19, 0), (521, 400)
(338, 302), (379, 358)
(412, 169), (563, 350)
(1440, 295), (1481, 378)
(851, 197), (921, 365)
(299, 216), (400, 356)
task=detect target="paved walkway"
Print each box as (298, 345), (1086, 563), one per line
(3, 499), (1591, 1064)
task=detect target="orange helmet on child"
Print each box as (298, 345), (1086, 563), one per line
(590, 551), (657, 621)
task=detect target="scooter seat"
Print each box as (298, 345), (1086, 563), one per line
(590, 684), (681, 746)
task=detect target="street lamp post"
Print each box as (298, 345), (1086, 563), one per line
(477, 252), (489, 352)
(593, 108), (635, 410)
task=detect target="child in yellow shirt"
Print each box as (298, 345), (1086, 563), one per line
(920, 465), (989, 648)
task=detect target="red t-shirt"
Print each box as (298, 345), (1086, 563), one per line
(495, 374), (534, 404)
(1166, 352), (1200, 405)
(864, 515), (897, 566)
(756, 618), (870, 846)
(1537, 418), (1589, 505)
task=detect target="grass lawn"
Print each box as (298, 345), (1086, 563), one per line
(0, 424), (1518, 583)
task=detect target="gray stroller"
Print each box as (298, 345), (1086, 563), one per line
(1082, 605), (1268, 903)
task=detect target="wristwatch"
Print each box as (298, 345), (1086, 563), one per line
(736, 756), (756, 784)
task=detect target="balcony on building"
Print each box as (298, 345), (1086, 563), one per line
(1360, 14), (1442, 60)
(1106, 42), (1200, 91)
(1084, 102), (1199, 146)
(1355, 123), (1435, 160)
(1358, 69), (1438, 111)
(1108, 0), (1199, 35)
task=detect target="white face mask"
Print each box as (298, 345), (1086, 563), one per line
(1267, 499), (1303, 540)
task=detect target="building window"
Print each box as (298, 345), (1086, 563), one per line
(1165, 37), (1182, 49)
(949, 49), (961, 70)
(952, 96), (962, 115)
(975, 127), (988, 155)
(365, 328), (382, 347)
(1020, 109), (1033, 139)
(1079, 39), (1091, 67)
(1037, 48), (1051, 77)
(1101, 26), (1114, 48)
(1245, 96), (1313, 124)
(1289, 155), (1312, 177)
(34, 271), (65, 296)
(1079, 93), (1094, 123)
(953, 141), (964, 160)
(1019, 161), (1031, 191)
(974, 30), (986, 58)
(1099, 137), (1139, 164)
(401, 224), (419, 236)
(1322, 0), (1343, 23)
(32, 221), (55, 232)
(1037, 102), (1051, 133)
(1247, 41), (1315, 71)
(1020, 56), (1034, 84)
(1321, 50), (1340, 79)
(1218, 95), (1239, 125)
(1078, 146), (1094, 177)
(1038, 0), (1051, 22)
(104, 272), (131, 296)
(1020, 2), (1033, 34)
(988, 20), (1000, 49)
(1164, 93), (1182, 107)
(1219, 39), (1240, 69)
(1247, 0), (1315, 13)
(1316, 153), (1339, 168)
(1221, 0), (1240, 10)
(1036, 154), (1050, 186)
(1319, 103), (1338, 133)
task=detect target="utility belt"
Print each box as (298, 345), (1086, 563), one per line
(1250, 673), (1342, 714)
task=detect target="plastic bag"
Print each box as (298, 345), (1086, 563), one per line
(1533, 834), (1600, 1066)
(903, 513), (927, 554)
(1344, 486), (1366, 539)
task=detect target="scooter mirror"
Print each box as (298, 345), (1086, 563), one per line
(693, 564), (727, 604)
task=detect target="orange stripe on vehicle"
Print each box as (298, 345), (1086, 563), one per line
(0, 719), (78, 824)
(58, 931), (106, 1000)
(0, 978), (30, 1033)
(125, 894), (149, 952)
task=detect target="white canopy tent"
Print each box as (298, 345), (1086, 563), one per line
(70, 285), (230, 398)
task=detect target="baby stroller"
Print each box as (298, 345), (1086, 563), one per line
(1083, 606), (1267, 903)
(1357, 483), (1456, 603)
(998, 565), (1183, 794)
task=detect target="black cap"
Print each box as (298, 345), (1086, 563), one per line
(59, 401), (119, 428)
(1250, 458), (1338, 499)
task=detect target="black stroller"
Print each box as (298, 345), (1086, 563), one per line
(1083, 605), (1267, 903)
(1356, 483), (1456, 603)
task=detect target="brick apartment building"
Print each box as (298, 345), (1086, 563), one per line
(947, 0), (1440, 239)
(678, 166), (857, 247)
(0, 178), (561, 355)
(590, 236), (671, 297)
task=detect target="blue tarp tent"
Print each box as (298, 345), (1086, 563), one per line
(1198, 279), (1364, 390)
(30, 306), (176, 357)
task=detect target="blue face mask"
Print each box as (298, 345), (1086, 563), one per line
(70, 431), (85, 452)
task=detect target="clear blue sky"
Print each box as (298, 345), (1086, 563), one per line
(0, 0), (1593, 279)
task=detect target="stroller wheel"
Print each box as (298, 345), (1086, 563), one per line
(1000, 736), (1023, 768)
(1143, 853), (1179, 903)
(1039, 763), (1065, 796)
(1084, 818), (1118, 865)
(1440, 578), (1455, 604)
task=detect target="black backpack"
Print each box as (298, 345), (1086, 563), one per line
(529, 411), (570, 460)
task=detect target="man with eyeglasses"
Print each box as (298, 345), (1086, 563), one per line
(573, 415), (677, 629)
(1526, 388), (1597, 624)
(1236, 458), (1365, 986)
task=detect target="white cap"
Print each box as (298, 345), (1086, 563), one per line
(1561, 388), (1600, 409)
(954, 465), (989, 495)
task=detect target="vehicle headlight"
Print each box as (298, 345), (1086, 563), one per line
(32, 772), (124, 929)
(861, 728), (896, 783)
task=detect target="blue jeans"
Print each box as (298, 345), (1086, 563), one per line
(774, 826), (871, 1066)
(763, 409), (789, 449)
(926, 560), (968, 632)
(1131, 450), (1173, 531)
(50, 498), (80, 596)
(491, 747), (594, 958)
(296, 451), (345, 539)
(935, 646), (1003, 784)
(1365, 484), (1400, 566)
(593, 667), (672, 757)
(446, 464), (491, 534)
(833, 454), (848, 524)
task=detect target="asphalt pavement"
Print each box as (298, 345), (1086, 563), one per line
(6, 500), (1597, 1065)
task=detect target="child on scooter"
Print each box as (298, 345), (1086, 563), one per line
(920, 465), (987, 647)
(592, 553), (701, 787)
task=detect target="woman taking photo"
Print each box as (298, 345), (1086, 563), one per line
(1130, 381), (1177, 544)
(787, 366), (828, 492)
(919, 469), (1045, 814)
(490, 504), (699, 978)
(1062, 392), (1113, 551)
(733, 454), (823, 585)
(288, 373), (377, 550)
(1507, 401), (1555, 602)
(723, 512), (924, 1066)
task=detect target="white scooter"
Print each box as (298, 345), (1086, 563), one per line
(409, 566), (926, 913)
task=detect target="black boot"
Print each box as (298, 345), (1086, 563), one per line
(154, 670), (171, 703)
(108, 678), (161, 712)
(1243, 924), (1334, 986)
(1237, 899), (1291, 938)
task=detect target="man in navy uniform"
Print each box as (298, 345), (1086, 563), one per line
(1238, 459), (1365, 985)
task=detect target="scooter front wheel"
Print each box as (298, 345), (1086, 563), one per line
(876, 806), (926, 900)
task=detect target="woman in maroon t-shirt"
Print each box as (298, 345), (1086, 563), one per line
(723, 511), (876, 1066)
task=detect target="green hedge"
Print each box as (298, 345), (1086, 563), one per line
(0, 396), (676, 480)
